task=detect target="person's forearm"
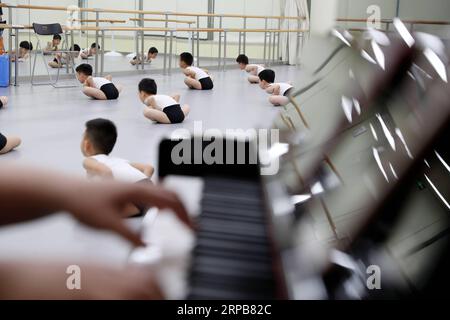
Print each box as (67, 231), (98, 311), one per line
(0, 166), (79, 226)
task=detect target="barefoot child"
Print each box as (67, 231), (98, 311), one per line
(130, 47), (158, 65)
(11, 41), (33, 62)
(258, 69), (293, 106)
(236, 54), (265, 84)
(179, 52), (213, 90)
(138, 78), (189, 124)
(80, 118), (154, 217)
(80, 42), (100, 59)
(76, 63), (122, 100)
(49, 44), (80, 68)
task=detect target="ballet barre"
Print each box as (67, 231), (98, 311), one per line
(63, 26), (306, 76)
(129, 18), (195, 25)
(3, 3), (305, 69)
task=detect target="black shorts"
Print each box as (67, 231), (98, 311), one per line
(100, 83), (119, 100)
(199, 77), (214, 90)
(0, 132), (7, 151)
(163, 104), (185, 124)
(0, 98), (3, 109)
(283, 87), (293, 97)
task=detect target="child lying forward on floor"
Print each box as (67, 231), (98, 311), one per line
(138, 78), (189, 124)
(76, 63), (123, 100)
(81, 118), (154, 217)
(236, 54), (265, 84)
(258, 69), (293, 106)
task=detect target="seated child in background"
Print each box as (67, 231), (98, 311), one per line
(179, 52), (214, 90)
(258, 69), (293, 106)
(236, 54), (265, 84)
(130, 47), (158, 65)
(44, 34), (61, 54)
(11, 41), (33, 62)
(76, 63), (122, 100)
(49, 44), (81, 68)
(0, 97), (21, 155)
(81, 118), (154, 217)
(138, 78), (189, 124)
(80, 42), (100, 60)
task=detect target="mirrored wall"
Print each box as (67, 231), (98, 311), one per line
(2, 0), (299, 79)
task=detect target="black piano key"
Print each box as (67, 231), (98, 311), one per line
(188, 176), (275, 300)
(196, 230), (270, 246)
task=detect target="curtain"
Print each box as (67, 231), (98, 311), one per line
(280, 0), (309, 65)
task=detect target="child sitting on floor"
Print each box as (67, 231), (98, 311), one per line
(258, 69), (293, 106)
(11, 41), (33, 62)
(80, 42), (100, 60)
(0, 97), (21, 155)
(130, 47), (158, 65)
(236, 54), (265, 84)
(80, 118), (154, 217)
(49, 44), (80, 68)
(138, 78), (189, 124)
(179, 52), (214, 90)
(76, 63), (123, 100)
(44, 34), (61, 53)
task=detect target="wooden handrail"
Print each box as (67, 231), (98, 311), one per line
(225, 28), (307, 33)
(0, 24), (32, 29)
(129, 18), (195, 25)
(5, 4), (303, 21)
(74, 19), (127, 24)
(64, 26), (307, 33)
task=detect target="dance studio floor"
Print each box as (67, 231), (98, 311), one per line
(0, 65), (298, 298)
(0, 65), (299, 176)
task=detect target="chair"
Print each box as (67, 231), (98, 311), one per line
(31, 23), (78, 88)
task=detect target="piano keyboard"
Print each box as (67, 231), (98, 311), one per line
(188, 177), (277, 300)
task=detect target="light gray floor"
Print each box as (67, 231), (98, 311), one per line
(13, 52), (254, 80)
(1, 65), (298, 176)
(0, 66), (298, 283)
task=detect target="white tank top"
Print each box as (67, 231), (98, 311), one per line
(256, 65), (265, 75)
(92, 77), (111, 89)
(187, 66), (209, 80)
(272, 82), (293, 96)
(91, 154), (148, 183)
(152, 95), (178, 111)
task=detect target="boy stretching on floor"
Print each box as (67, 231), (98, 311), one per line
(81, 118), (154, 217)
(179, 52), (213, 90)
(138, 78), (189, 124)
(11, 41), (33, 62)
(236, 54), (265, 84)
(80, 42), (100, 60)
(49, 44), (81, 68)
(130, 47), (158, 66)
(258, 69), (293, 106)
(76, 63), (123, 100)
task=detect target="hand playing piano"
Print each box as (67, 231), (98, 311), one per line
(65, 181), (195, 246)
(0, 166), (194, 248)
